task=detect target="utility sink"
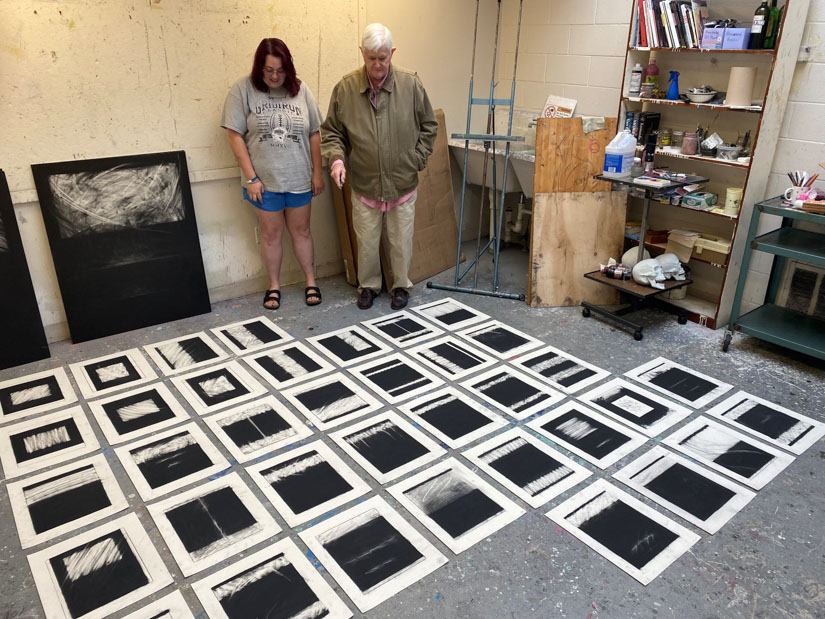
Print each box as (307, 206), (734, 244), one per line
(509, 154), (535, 199)
(448, 141), (522, 195)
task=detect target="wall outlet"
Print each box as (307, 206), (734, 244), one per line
(255, 226), (261, 245)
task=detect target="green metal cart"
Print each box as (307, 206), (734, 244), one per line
(724, 197), (825, 359)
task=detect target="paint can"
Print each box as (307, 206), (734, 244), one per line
(724, 187), (743, 216)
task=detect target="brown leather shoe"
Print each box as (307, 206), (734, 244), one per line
(357, 288), (378, 310)
(391, 288), (409, 310)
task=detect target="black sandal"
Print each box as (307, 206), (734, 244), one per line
(263, 289), (280, 310)
(305, 286), (322, 306)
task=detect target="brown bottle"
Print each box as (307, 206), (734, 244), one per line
(750, 1), (769, 49)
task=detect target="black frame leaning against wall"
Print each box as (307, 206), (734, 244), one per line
(32, 151), (211, 343)
(0, 169), (49, 369)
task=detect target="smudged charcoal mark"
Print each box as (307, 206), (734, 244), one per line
(257, 346), (322, 382)
(542, 411), (630, 459)
(295, 381), (367, 422)
(156, 337), (217, 370)
(219, 404), (295, 454)
(593, 385), (668, 427)
(1, 376), (63, 414)
(424, 301), (477, 326)
(11, 419), (83, 464)
(24, 465), (111, 534)
(263, 452), (353, 514)
(723, 399), (811, 446)
(345, 421), (429, 473)
(416, 394), (491, 440)
(523, 352), (596, 387)
(103, 388), (176, 434)
(468, 324), (530, 353)
(422, 341), (485, 374)
(481, 438), (574, 496)
(640, 462), (736, 521)
(132, 433), (214, 489)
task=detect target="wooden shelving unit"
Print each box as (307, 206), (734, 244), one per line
(616, 0), (811, 330)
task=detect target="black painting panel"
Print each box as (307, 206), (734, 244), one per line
(265, 453), (353, 514)
(428, 489), (503, 538)
(26, 465), (111, 534)
(256, 347), (322, 382)
(133, 434), (213, 489)
(31, 151), (210, 343)
(417, 396), (490, 440)
(216, 555), (322, 619)
(50, 530), (149, 617)
(644, 463), (736, 521)
(10, 418), (83, 463)
(577, 499), (678, 569)
(347, 422), (429, 473)
(323, 515), (423, 591)
(485, 440), (572, 496)
(84, 355), (142, 392)
(0, 375), (62, 417)
(166, 487), (256, 554)
(649, 367), (715, 402)
(542, 411), (631, 459)
(0, 170), (49, 369)
(102, 389), (178, 435)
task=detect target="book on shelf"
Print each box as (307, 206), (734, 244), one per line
(636, 0), (704, 49)
(633, 175), (672, 187)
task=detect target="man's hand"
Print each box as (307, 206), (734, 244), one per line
(331, 160), (346, 189)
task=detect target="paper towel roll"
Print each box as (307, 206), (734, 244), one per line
(726, 67), (757, 107)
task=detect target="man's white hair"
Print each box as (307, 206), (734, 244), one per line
(361, 23), (392, 51)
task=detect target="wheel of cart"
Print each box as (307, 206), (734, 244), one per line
(722, 331), (732, 352)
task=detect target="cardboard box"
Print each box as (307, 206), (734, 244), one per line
(722, 28), (751, 50)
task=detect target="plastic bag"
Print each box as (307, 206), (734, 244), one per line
(632, 258), (666, 289)
(655, 253), (686, 280)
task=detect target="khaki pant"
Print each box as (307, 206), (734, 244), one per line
(351, 190), (416, 292)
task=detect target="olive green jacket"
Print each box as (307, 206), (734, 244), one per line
(321, 65), (437, 202)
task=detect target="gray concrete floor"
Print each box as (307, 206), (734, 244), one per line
(1, 245), (824, 619)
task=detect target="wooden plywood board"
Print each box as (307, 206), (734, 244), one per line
(533, 117), (618, 193)
(529, 192), (627, 307)
(331, 109), (458, 289)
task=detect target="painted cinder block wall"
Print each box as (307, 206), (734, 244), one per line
(496, 0), (825, 318)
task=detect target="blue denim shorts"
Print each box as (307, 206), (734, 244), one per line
(243, 189), (312, 212)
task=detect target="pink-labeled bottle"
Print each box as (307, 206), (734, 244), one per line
(642, 59), (659, 89)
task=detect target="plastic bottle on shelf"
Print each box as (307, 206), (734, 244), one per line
(642, 59), (659, 90)
(603, 130), (638, 178)
(629, 63), (643, 96)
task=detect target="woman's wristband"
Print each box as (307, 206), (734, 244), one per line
(246, 176), (260, 184)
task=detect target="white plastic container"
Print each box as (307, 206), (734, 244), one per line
(603, 130), (637, 178)
(629, 63), (643, 96)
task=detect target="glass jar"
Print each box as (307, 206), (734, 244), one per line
(659, 128), (672, 147)
(671, 130), (685, 148)
(681, 132), (699, 155)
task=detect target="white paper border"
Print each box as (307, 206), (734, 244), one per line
(244, 340), (336, 390)
(361, 310), (445, 348)
(246, 440), (371, 528)
(526, 400), (648, 469)
(0, 405), (100, 478)
(406, 335), (498, 381)
(454, 320), (544, 360)
(514, 345), (611, 394)
(170, 360), (267, 416)
(299, 495), (447, 613)
(143, 331), (229, 376)
(624, 356), (733, 408)
(210, 315), (294, 356)
(409, 296), (490, 331)
(0, 367), (77, 422)
(705, 391), (825, 456)
(120, 590), (194, 619)
(661, 416), (795, 490)
(462, 427), (592, 508)
(398, 386), (508, 449)
(114, 422), (231, 501)
(69, 348), (158, 400)
(387, 457), (525, 554)
(348, 352), (445, 405)
(281, 372), (384, 431)
(203, 395), (313, 463)
(578, 378), (693, 437)
(87, 382), (190, 445)
(459, 366), (566, 420)
(306, 325), (393, 367)
(27, 513), (173, 619)
(7, 453), (129, 549)
(613, 445), (756, 534)
(147, 471), (281, 577)
(192, 537), (352, 619)
(329, 410), (444, 485)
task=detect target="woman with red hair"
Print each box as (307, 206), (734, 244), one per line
(222, 38), (324, 309)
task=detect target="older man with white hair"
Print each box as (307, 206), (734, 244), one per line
(322, 22), (438, 310)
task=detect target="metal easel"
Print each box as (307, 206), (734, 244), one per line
(427, 0), (525, 301)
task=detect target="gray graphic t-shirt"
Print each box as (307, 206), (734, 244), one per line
(221, 77), (322, 193)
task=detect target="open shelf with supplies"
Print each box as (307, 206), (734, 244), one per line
(615, 0), (811, 330)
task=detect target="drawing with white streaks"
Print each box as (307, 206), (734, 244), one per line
(388, 458), (524, 554)
(171, 361), (267, 415)
(7, 454), (129, 549)
(361, 310), (444, 347)
(399, 386), (507, 449)
(32, 151), (211, 342)
(407, 335), (497, 380)
(144, 332), (228, 376)
(705, 391), (825, 455)
(211, 316), (293, 355)
(514, 345), (610, 394)
(147, 473), (280, 576)
(348, 352), (444, 404)
(192, 539), (352, 619)
(247, 441), (370, 527)
(460, 366), (565, 420)
(0, 407), (100, 478)
(410, 297), (490, 331)
(455, 320), (544, 359)
(244, 340), (335, 390)
(306, 325), (392, 366)
(0, 367), (77, 420)
(462, 428), (592, 508)
(625, 357), (732, 408)
(69, 348), (157, 400)
(281, 372), (383, 430)
(547, 480), (700, 585)
(299, 496), (447, 613)
(27, 514), (172, 619)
